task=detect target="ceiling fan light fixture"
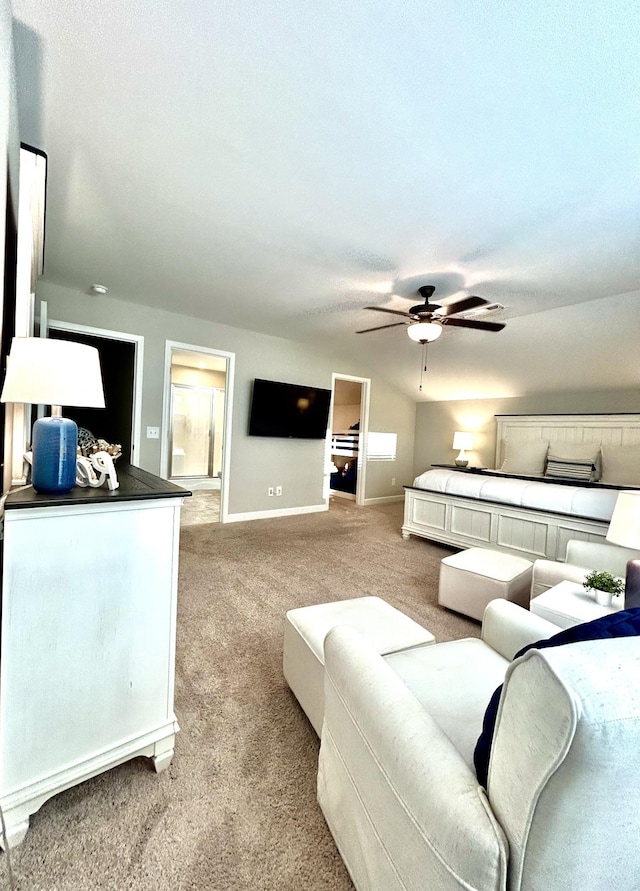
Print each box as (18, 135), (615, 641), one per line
(407, 322), (442, 343)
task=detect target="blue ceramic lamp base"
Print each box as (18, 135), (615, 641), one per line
(31, 415), (78, 493)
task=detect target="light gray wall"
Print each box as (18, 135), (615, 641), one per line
(0, 0), (18, 331)
(1, 0), (20, 495)
(414, 389), (640, 476)
(0, 3), (10, 315)
(367, 388), (416, 498)
(38, 281), (415, 514)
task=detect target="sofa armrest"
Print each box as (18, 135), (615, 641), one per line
(530, 559), (591, 599)
(481, 599), (557, 661)
(319, 625), (508, 891)
(566, 539), (640, 575)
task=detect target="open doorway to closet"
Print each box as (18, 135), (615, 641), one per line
(162, 341), (235, 525)
(328, 373), (370, 506)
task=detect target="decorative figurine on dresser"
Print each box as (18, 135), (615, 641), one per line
(0, 465), (190, 849)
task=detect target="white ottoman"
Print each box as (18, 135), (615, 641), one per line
(283, 596), (435, 736)
(438, 547), (533, 621)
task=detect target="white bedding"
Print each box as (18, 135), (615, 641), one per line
(411, 469), (619, 522)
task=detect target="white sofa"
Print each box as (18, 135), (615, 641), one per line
(317, 599), (640, 891)
(530, 538), (640, 598)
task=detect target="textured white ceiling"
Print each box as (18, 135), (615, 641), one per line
(11, 0), (640, 399)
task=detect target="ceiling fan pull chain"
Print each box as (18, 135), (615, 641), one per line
(419, 342), (428, 391)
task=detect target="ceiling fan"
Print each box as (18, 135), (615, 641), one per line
(356, 285), (506, 343)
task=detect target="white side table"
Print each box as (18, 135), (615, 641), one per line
(530, 579), (624, 629)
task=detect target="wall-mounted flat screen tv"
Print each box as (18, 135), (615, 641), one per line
(248, 378), (331, 439)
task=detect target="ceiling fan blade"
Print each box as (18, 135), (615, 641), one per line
(439, 317), (505, 332)
(356, 322), (408, 334)
(435, 295), (488, 316)
(363, 306), (413, 319)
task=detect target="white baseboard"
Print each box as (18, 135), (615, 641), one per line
(224, 503), (329, 523)
(363, 495), (404, 505)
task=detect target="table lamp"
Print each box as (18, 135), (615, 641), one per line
(453, 431), (473, 467)
(606, 490), (640, 609)
(1, 336), (105, 493)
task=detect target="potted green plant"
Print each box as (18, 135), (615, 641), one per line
(582, 570), (625, 607)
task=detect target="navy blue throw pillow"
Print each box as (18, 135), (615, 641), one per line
(473, 607), (640, 787)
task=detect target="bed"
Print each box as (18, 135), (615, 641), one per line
(402, 413), (640, 561)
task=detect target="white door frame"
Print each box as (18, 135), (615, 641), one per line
(329, 372), (371, 506)
(48, 318), (144, 465)
(161, 340), (235, 524)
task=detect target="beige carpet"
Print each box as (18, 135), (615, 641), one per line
(5, 499), (478, 890)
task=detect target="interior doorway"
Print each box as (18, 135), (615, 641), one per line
(161, 341), (235, 524)
(47, 318), (143, 464)
(328, 373), (370, 506)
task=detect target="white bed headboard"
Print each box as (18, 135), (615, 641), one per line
(495, 414), (640, 468)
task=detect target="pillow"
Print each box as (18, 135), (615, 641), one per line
(499, 439), (548, 475)
(545, 454), (597, 481)
(600, 444), (640, 487)
(547, 441), (601, 461)
(547, 441), (602, 480)
(473, 607), (640, 787)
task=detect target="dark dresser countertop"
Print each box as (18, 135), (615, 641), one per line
(4, 464), (192, 510)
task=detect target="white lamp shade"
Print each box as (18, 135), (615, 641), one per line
(606, 491), (640, 550)
(1, 337), (105, 408)
(452, 431), (473, 451)
(407, 322), (443, 343)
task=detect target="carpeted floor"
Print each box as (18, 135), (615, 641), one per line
(4, 499), (478, 890)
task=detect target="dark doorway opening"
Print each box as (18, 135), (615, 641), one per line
(48, 328), (135, 462)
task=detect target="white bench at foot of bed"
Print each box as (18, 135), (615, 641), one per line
(402, 486), (610, 562)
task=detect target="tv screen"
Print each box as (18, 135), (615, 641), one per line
(248, 378), (331, 439)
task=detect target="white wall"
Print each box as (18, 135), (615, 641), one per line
(37, 281), (415, 516)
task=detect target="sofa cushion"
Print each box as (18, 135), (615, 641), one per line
(384, 638), (509, 769)
(473, 608), (640, 787)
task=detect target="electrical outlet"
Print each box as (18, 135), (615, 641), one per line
(146, 426), (160, 439)
(391, 477), (396, 486)
(268, 487), (274, 496)
(275, 485), (282, 496)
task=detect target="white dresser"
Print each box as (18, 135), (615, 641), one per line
(0, 466), (189, 848)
